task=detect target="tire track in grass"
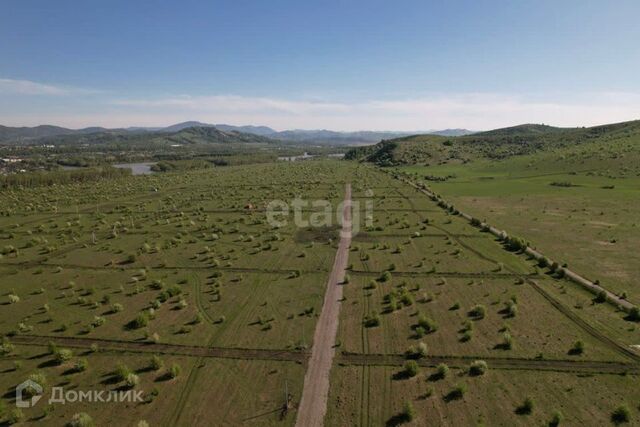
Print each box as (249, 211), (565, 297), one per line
(359, 248), (371, 427)
(168, 266), (278, 425)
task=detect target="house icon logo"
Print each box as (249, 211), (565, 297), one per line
(16, 379), (43, 408)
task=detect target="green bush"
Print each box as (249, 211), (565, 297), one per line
(402, 401), (415, 422)
(469, 360), (488, 376)
(594, 290), (607, 304)
(417, 313), (438, 332)
(611, 405), (631, 424)
(169, 363), (181, 379)
(517, 397), (534, 415)
(435, 363), (449, 380)
(549, 410), (563, 427)
(468, 304), (486, 319)
(570, 340), (585, 355)
(404, 360), (419, 377)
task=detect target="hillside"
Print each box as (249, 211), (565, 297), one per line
(346, 119), (640, 166)
(0, 126), (279, 147)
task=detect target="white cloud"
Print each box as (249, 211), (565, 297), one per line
(3, 89), (640, 130)
(0, 78), (99, 96)
(108, 92), (640, 131)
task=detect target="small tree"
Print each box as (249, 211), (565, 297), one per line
(611, 405), (631, 425)
(74, 358), (88, 373)
(435, 363), (449, 380)
(447, 383), (467, 400)
(549, 410), (563, 427)
(55, 348), (73, 364)
(517, 397), (534, 415)
(594, 290), (607, 304)
(469, 360), (488, 376)
(115, 363), (132, 382)
(468, 304), (486, 319)
(417, 313), (438, 333)
(169, 363), (181, 379)
(150, 355), (163, 371)
(402, 401), (415, 422)
(125, 373), (140, 389)
(570, 340), (585, 355)
(404, 360), (419, 377)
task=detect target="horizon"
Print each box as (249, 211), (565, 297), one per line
(2, 0), (640, 131)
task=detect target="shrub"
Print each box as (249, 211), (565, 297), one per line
(74, 358), (88, 372)
(447, 383), (467, 400)
(111, 303), (124, 313)
(9, 408), (25, 425)
(115, 363), (132, 382)
(469, 360), (488, 376)
(549, 410), (564, 427)
(468, 304), (486, 319)
(55, 348), (73, 364)
(404, 360), (419, 377)
(25, 372), (47, 396)
(125, 373), (140, 389)
(364, 312), (381, 328)
(570, 340), (585, 355)
(379, 270), (392, 283)
(611, 405), (631, 424)
(517, 397), (534, 415)
(501, 332), (513, 350)
(133, 312), (149, 329)
(435, 363), (449, 380)
(594, 290), (607, 304)
(627, 307), (640, 321)
(402, 401), (415, 422)
(417, 313), (438, 332)
(505, 301), (518, 317)
(91, 316), (105, 327)
(150, 355), (163, 371)
(415, 342), (428, 358)
(67, 412), (94, 427)
(0, 339), (14, 356)
(169, 363), (181, 379)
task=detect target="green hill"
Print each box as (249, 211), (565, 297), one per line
(0, 126), (279, 147)
(346, 120), (640, 167)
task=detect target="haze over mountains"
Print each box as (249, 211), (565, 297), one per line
(0, 121), (474, 145)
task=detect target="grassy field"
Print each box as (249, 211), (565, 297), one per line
(328, 165), (640, 427)
(1, 157), (638, 426)
(399, 153), (640, 304)
(0, 160), (354, 426)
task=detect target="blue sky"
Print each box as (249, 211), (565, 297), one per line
(2, 0), (640, 130)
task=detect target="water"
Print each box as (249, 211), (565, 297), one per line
(113, 162), (156, 175)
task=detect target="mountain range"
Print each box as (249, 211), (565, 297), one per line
(0, 121), (474, 145)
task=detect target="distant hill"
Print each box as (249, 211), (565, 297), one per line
(0, 124), (118, 142)
(161, 122), (277, 136)
(0, 122), (473, 145)
(474, 123), (570, 137)
(428, 128), (475, 137)
(0, 125), (279, 147)
(346, 120), (640, 166)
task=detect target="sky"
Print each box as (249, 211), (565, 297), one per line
(1, 0), (640, 131)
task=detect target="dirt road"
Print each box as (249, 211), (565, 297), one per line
(295, 183), (352, 427)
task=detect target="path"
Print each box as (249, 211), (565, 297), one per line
(295, 183), (352, 427)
